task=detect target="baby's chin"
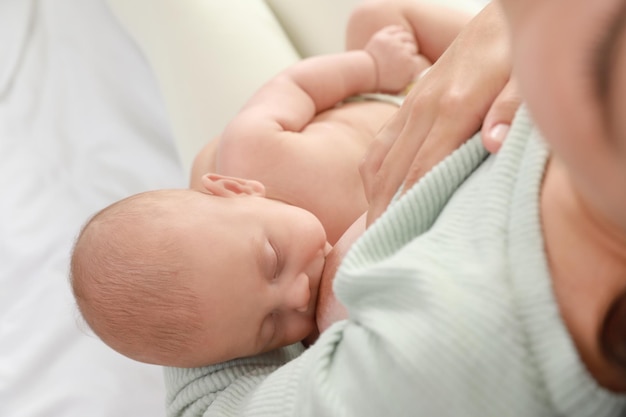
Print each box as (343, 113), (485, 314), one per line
(302, 325), (320, 347)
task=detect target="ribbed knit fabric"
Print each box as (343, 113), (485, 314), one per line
(164, 107), (626, 417)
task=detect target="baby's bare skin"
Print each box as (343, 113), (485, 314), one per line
(192, 25), (423, 244)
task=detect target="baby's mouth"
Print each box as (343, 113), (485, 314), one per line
(306, 245), (329, 314)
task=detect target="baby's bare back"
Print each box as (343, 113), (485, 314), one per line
(282, 99), (398, 243)
(212, 98), (399, 244)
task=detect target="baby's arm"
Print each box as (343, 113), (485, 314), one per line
(227, 51), (377, 137)
(211, 25), (420, 187)
(193, 47), (370, 179)
(346, 0), (473, 65)
(220, 25), (418, 141)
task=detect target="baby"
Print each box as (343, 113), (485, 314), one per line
(71, 1), (472, 368)
(71, 182), (331, 367)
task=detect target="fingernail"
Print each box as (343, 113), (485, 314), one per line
(489, 124), (510, 144)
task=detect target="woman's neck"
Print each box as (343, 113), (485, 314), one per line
(541, 155), (626, 391)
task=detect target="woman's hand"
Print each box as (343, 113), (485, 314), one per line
(360, 1), (521, 226)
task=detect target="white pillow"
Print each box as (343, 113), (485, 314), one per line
(0, 0), (183, 415)
(107, 0), (304, 172)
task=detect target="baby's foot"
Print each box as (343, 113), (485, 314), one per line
(365, 25), (431, 93)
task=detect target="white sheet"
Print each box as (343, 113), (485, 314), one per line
(0, 0), (183, 415)
(108, 0), (488, 172)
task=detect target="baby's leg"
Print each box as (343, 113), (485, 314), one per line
(346, 0), (416, 50)
(346, 0), (473, 63)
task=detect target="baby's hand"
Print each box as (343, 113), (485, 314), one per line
(364, 25), (430, 94)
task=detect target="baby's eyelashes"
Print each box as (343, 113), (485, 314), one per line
(269, 240), (281, 280)
(262, 239), (279, 281)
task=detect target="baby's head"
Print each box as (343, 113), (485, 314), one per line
(71, 174), (330, 367)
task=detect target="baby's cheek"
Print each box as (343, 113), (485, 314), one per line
(285, 315), (316, 346)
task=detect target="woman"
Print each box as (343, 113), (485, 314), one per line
(167, 0), (626, 415)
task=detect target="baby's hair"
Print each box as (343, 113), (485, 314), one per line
(70, 190), (204, 365)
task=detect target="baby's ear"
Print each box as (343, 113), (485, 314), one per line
(200, 173), (265, 197)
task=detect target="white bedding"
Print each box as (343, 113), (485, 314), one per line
(0, 0), (488, 416)
(1, 0), (180, 415)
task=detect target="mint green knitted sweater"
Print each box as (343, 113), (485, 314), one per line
(164, 108), (626, 417)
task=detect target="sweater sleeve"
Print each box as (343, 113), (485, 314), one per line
(165, 344), (305, 417)
(165, 108), (626, 417)
(164, 137), (491, 417)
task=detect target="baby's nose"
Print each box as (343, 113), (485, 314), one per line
(284, 273), (310, 313)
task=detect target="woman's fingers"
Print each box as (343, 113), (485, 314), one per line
(361, 92), (436, 225)
(362, 73), (489, 226)
(481, 77), (522, 153)
(400, 106), (483, 194)
(361, 1), (514, 226)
